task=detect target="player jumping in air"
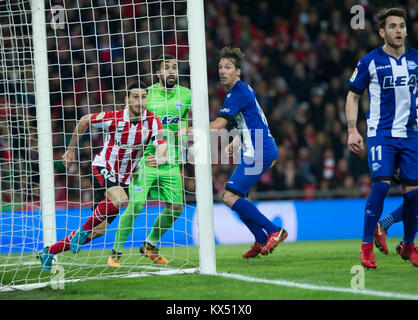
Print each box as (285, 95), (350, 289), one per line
(108, 55), (191, 266)
(37, 81), (167, 271)
(345, 8), (418, 268)
(188, 47), (287, 258)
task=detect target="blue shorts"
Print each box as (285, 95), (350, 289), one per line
(225, 145), (278, 197)
(366, 135), (418, 185)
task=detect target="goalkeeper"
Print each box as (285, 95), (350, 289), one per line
(108, 54), (191, 266)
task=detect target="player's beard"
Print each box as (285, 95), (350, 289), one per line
(129, 105), (143, 119)
(162, 75), (176, 89)
(385, 34), (406, 49)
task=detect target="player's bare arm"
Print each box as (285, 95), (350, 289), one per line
(345, 91), (364, 154)
(183, 116), (228, 135)
(62, 113), (93, 169)
(209, 117), (228, 131)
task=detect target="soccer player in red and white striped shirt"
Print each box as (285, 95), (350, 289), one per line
(38, 81), (167, 270)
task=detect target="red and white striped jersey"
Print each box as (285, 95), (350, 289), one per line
(90, 106), (165, 185)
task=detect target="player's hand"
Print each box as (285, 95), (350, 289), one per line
(179, 127), (192, 137)
(225, 143), (234, 158)
(62, 148), (76, 169)
(146, 152), (167, 167)
(225, 138), (241, 158)
(178, 127), (187, 136)
(347, 129), (364, 154)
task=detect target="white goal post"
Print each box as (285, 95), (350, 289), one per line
(31, 0), (57, 249)
(0, 0), (215, 291)
(187, 0), (216, 275)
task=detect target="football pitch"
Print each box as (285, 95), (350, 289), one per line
(1, 238), (417, 301)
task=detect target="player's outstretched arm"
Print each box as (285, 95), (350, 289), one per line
(62, 114), (93, 169)
(182, 116), (228, 136)
(209, 117), (228, 131)
(345, 91), (364, 154)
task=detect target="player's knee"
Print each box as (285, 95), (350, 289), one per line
(167, 203), (183, 212)
(222, 191), (239, 208)
(403, 187), (418, 203)
(106, 187), (129, 210)
(402, 185), (418, 197)
(131, 201), (144, 215)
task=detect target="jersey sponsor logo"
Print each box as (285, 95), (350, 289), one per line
(160, 115), (180, 125)
(382, 74), (417, 89)
(350, 68), (358, 81)
(376, 65), (391, 70)
(220, 108), (230, 113)
(407, 61), (417, 70)
(134, 186), (142, 193)
(116, 141), (144, 151)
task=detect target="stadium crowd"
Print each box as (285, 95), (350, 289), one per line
(1, 0), (418, 205)
(207, 0), (417, 199)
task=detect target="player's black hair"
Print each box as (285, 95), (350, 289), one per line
(126, 80), (148, 97)
(377, 7), (406, 29)
(219, 47), (246, 70)
(153, 54), (176, 73)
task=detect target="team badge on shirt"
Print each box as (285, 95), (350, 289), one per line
(407, 61), (417, 70)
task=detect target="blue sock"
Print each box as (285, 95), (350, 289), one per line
(239, 215), (268, 243)
(362, 181), (390, 243)
(231, 198), (278, 235)
(402, 189), (418, 245)
(380, 204), (403, 231)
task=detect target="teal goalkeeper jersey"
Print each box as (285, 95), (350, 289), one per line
(143, 83), (191, 166)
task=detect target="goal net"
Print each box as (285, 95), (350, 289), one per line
(0, 0), (214, 291)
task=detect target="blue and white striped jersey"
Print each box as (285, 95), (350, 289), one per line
(349, 45), (418, 138)
(218, 80), (276, 158)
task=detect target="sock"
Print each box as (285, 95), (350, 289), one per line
(47, 229), (91, 254)
(82, 198), (119, 231)
(362, 181), (390, 243)
(113, 201), (144, 252)
(380, 205), (403, 231)
(402, 189), (418, 245)
(147, 207), (183, 246)
(231, 197), (278, 235)
(239, 215), (268, 243)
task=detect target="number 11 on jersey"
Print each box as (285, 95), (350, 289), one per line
(370, 145), (382, 161)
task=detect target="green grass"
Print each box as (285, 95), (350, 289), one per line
(1, 238), (417, 300)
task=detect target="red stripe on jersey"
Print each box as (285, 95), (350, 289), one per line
(114, 121), (130, 176)
(121, 123), (144, 184)
(105, 128), (115, 173)
(150, 111), (165, 145)
(93, 166), (104, 187)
